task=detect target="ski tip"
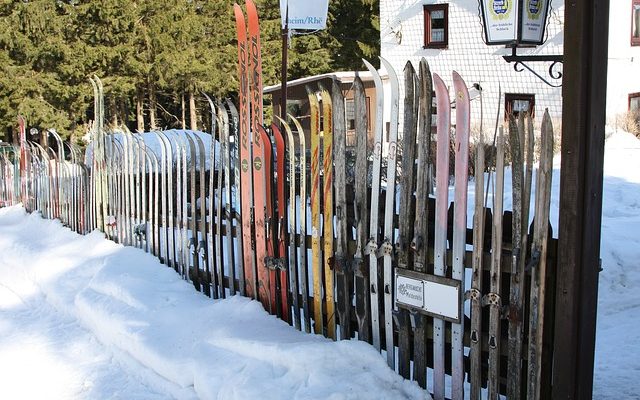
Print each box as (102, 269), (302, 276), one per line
(305, 85), (316, 97)
(233, 4), (246, 24)
(362, 58), (376, 73)
(245, 0), (257, 17)
(452, 71), (469, 98)
(378, 57), (397, 80)
(432, 72), (446, 89)
(403, 60), (415, 74)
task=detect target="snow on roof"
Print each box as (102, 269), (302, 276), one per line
(263, 70), (386, 94)
(85, 129), (221, 171)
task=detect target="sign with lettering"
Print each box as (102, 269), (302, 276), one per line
(395, 270), (462, 323)
(480, 0), (551, 45)
(519, 0), (549, 44)
(480, 0), (517, 44)
(279, 0), (329, 30)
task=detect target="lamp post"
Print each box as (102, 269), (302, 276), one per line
(479, 0), (563, 86)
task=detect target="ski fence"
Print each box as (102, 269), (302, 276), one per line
(0, 63), (559, 400)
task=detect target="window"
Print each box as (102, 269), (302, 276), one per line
(630, 93), (640, 112)
(505, 93), (535, 119)
(424, 4), (448, 49)
(633, 1), (640, 46)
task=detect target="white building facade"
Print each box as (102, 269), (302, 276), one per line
(379, 0), (640, 133)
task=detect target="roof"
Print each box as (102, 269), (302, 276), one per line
(263, 70), (388, 94)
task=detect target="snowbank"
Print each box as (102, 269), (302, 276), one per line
(0, 206), (425, 400)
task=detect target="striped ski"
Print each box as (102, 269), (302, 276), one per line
(306, 85), (323, 335)
(319, 84), (336, 340)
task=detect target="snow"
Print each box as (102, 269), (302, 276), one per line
(0, 208), (424, 399)
(1, 129), (639, 398)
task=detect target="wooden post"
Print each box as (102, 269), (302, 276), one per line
(552, 0), (609, 398)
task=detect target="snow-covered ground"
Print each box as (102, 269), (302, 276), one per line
(1, 129), (638, 399)
(0, 208), (423, 399)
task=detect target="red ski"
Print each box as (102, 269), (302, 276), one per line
(233, 3), (256, 299)
(246, 0), (270, 311)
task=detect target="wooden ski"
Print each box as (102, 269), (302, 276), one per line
(487, 127), (505, 400)
(352, 75), (371, 344)
(319, 83), (336, 340)
(306, 85), (323, 335)
(396, 60), (418, 379)
(451, 71), (470, 400)
(362, 59), (384, 352)
(410, 57), (433, 389)
(432, 73), (450, 400)
(526, 110), (554, 400)
(331, 78), (351, 340)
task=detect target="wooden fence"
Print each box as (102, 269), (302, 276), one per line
(0, 68), (558, 400)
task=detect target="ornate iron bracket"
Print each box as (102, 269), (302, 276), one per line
(503, 48), (563, 88)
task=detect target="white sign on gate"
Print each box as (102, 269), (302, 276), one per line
(279, 0), (329, 30)
(395, 270), (461, 323)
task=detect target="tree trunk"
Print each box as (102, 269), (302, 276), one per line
(149, 84), (158, 131)
(136, 88), (145, 133)
(181, 92), (186, 130)
(110, 97), (118, 128)
(40, 130), (48, 148)
(189, 89), (197, 131)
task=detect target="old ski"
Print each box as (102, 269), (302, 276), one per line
(319, 83), (336, 340)
(362, 59), (384, 352)
(396, 60), (418, 378)
(331, 78), (351, 340)
(410, 57), (433, 389)
(352, 75), (371, 344)
(379, 56), (399, 368)
(234, 3), (256, 299)
(432, 73), (450, 399)
(487, 127), (505, 400)
(306, 85), (323, 335)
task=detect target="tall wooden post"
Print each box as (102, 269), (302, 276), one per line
(553, 0), (609, 398)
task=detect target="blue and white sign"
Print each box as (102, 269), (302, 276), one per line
(279, 0), (329, 30)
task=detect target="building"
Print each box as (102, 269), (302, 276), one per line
(380, 0), (640, 132)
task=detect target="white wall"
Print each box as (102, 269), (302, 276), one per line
(380, 0), (565, 138)
(606, 0), (640, 123)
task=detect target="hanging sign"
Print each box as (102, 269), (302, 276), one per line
(279, 0), (329, 30)
(480, 0), (518, 44)
(480, 0), (551, 46)
(519, 0), (550, 44)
